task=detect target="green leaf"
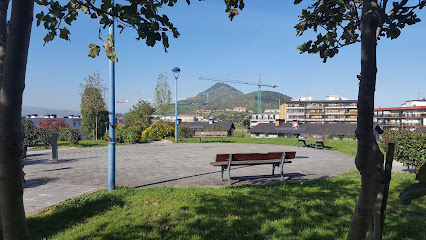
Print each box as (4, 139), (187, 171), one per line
(88, 43), (101, 58)
(108, 34), (114, 44)
(59, 27), (70, 41)
(36, 12), (44, 26)
(103, 42), (113, 53)
(162, 32), (169, 49)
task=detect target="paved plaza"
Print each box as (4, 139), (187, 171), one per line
(22, 142), (407, 216)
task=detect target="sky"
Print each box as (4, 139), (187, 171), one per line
(24, 1), (426, 114)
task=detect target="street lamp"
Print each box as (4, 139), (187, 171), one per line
(172, 67), (180, 142)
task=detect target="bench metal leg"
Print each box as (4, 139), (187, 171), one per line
(221, 166), (225, 181)
(227, 154), (233, 185)
(272, 164), (275, 176)
(280, 153), (286, 181)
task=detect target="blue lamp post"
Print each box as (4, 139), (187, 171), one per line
(172, 67), (180, 142)
(108, 1), (116, 192)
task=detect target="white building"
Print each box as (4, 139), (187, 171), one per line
(24, 114), (83, 137)
(250, 109), (280, 127)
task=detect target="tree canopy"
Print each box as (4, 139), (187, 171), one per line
(154, 73), (172, 117)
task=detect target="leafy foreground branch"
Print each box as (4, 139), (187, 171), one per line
(27, 172), (425, 240)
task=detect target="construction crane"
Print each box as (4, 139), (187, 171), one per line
(116, 91), (148, 104)
(199, 75), (278, 114)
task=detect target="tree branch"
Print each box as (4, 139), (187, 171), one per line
(376, 0), (409, 39)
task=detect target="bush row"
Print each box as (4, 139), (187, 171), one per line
(23, 120), (81, 147)
(104, 123), (195, 144)
(379, 129), (425, 168)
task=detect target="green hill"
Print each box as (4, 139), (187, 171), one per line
(175, 83), (291, 114)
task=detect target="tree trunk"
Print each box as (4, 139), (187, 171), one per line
(370, 139), (384, 240)
(0, 1), (33, 239)
(347, 1), (380, 239)
(0, 0), (9, 236)
(95, 113), (98, 140)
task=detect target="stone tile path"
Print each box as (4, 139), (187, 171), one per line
(23, 142), (408, 215)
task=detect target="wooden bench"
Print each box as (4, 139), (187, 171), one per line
(210, 151), (296, 185)
(297, 138), (326, 150)
(194, 131), (228, 143)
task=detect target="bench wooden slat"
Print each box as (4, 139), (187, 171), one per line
(195, 131), (227, 136)
(210, 151), (296, 185)
(210, 160), (292, 166)
(215, 151), (296, 162)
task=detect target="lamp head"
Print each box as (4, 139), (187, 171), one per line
(172, 67), (181, 79)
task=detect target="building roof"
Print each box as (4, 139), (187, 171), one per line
(284, 100), (357, 104)
(248, 122), (357, 136)
(374, 106), (426, 111)
(181, 121), (235, 132)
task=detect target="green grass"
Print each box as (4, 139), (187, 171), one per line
(58, 140), (109, 148)
(179, 137), (358, 156)
(58, 136), (357, 156)
(27, 172), (426, 240)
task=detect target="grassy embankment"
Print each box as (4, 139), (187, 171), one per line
(179, 137), (358, 156)
(27, 171), (425, 239)
(58, 137), (357, 157)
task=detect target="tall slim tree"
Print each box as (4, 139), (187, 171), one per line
(154, 73), (172, 117)
(125, 101), (155, 133)
(79, 73), (108, 140)
(224, 0), (425, 239)
(0, 1), (192, 238)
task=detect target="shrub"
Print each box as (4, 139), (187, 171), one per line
(123, 127), (140, 144)
(59, 128), (81, 144)
(104, 125), (125, 143)
(379, 129), (426, 168)
(232, 130), (251, 138)
(178, 124), (193, 139)
(23, 119), (38, 146)
(35, 128), (56, 147)
(141, 123), (174, 141)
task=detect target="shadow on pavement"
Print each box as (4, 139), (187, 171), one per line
(23, 177), (58, 189)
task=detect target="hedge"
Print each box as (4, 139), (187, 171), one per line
(380, 129), (425, 168)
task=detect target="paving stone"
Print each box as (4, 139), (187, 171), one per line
(22, 142), (409, 216)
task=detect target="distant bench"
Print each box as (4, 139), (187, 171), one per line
(210, 151), (296, 185)
(194, 131), (228, 143)
(297, 138), (326, 150)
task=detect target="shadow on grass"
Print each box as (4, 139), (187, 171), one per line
(27, 189), (127, 239)
(173, 178), (359, 240)
(26, 174), (426, 240)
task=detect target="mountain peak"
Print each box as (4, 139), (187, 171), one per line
(202, 82), (243, 95)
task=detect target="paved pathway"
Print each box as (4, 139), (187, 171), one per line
(22, 142), (408, 216)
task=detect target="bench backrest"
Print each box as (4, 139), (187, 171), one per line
(215, 151), (296, 162)
(195, 131), (227, 136)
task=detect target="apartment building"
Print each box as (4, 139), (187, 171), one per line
(250, 109), (280, 127)
(374, 100), (426, 130)
(279, 95), (357, 124)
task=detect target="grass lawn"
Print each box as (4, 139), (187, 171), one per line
(56, 140), (133, 148)
(58, 140), (108, 148)
(178, 137), (358, 156)
(27, 171), (425, 240)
